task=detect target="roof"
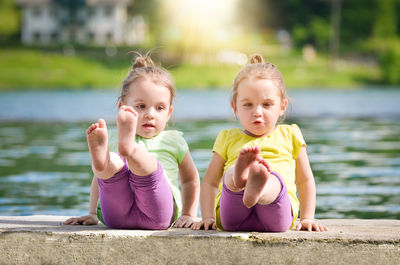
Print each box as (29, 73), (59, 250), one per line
(16, 0), (130, 6)
(16, 0), (51, 5)
(86, 0), (130, 5)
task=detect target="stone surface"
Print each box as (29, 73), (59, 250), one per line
(1, 216), (399, 264)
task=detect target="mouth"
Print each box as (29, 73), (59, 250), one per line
(142, 123), (155, 130)
(253, 120), (263, 126)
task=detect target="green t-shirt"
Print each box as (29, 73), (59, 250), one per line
(97, 130), (189, 225)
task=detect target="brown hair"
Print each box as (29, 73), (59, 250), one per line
(231, 54), (287, 107)
(119, 52), (176, 105)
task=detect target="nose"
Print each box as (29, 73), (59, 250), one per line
(253, 105), (262, 117)
(145, 107), (155, 119)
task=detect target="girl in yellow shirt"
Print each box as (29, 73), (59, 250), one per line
(193, 54), (327, 232)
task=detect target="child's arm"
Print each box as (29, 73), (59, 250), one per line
(173, 151), (200, 228)
(64, 176), (99, 225)
(295, 147), (327, 232)
(88, 176), (100, 217)
(192, 152), (225, 230)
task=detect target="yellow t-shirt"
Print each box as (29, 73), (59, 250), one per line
(213, 124), (306, 230)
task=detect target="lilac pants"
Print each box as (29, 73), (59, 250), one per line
(97, 158), (174, 229)
(220, 171), (292, 232)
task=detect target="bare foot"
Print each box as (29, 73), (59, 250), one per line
(87, 118), (109, 172)
(233, 146), (261, 189)
(117, 105), (138, 158)
(243, 159), (271, 208)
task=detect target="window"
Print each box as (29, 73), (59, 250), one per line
(49, 6), (57, 17)
(32, 7), (41, 17)
(51, 32), (59, 41)
(88, 7), (95, 17)
(33, 32), (40, 42)
(87, 32), (95, 42)
(104, 6), (113, 17)
(106, 32), (113, 42)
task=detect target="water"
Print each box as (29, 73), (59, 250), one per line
(0, 89), (399, 219)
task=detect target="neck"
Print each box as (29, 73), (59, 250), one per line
(243, 126), (276, 138)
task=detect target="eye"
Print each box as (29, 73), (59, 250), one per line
(263, 102), (273, 107)
(243, 102), (252, 107)
(136, 104), (145, 109)
(156, 105), (166, 111)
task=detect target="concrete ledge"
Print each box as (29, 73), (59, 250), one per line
(1, 216), (399, 264)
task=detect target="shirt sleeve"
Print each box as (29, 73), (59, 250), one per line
(174, 131), (189, 164)
(291, 124), (306, 159)
(212, 130), (228, 161)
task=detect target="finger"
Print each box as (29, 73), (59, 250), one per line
(313, 223), (320, 232)
(63, 218), (72, 225)
(175, 217), (185, 227)
(308, 223), (312, 232)
(191, 222), (200, 230)
(187, 218), (196, 228)
(212, 222), (217, 230)
(179, 220), (188, 228)
(296, 223), (302, 231)
(193, 223), (202, 230)
(206, 221), (215, 230)
(184, 220), (193, 228)
(205, 221), (213, 230)
(173, 221), (182, 228)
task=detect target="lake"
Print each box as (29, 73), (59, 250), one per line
(0, 89), (399, 219)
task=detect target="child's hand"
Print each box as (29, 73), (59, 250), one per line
(296, 218), (328, 232)
(63, 214), (99, 225)
(173, 215), (198, 228)
(191, 217), (217, 230)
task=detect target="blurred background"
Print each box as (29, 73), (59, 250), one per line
(0, 0), (399, 220)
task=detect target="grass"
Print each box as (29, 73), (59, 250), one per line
(0, 47), (129, 90)
(0, 46), (382, 91)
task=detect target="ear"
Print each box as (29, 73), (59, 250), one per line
(168, 105), (174, 119)
(230, 100), (237, 115)
(280, 99), (288, 116)
(118, 101), (124, 109)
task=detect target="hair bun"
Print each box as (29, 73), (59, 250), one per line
(250, 54), (264, 64)
(132, 52), (155, 69)
(133, 57), (147, 68)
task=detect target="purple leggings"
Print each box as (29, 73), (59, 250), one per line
(220, 171), (292, 232)
(97, 158), (174, 229)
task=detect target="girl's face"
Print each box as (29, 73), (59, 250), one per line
(232, 77), (287, 137)
(120, 78), (173, 138)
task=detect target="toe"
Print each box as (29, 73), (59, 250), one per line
(98, 118), (107, 128)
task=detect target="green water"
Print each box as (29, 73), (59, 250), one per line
(0, 117), (399, 219)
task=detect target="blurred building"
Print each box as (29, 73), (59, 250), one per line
(16, 0), (146, 46)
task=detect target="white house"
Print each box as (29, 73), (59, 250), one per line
(16, 0), (146, 46)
